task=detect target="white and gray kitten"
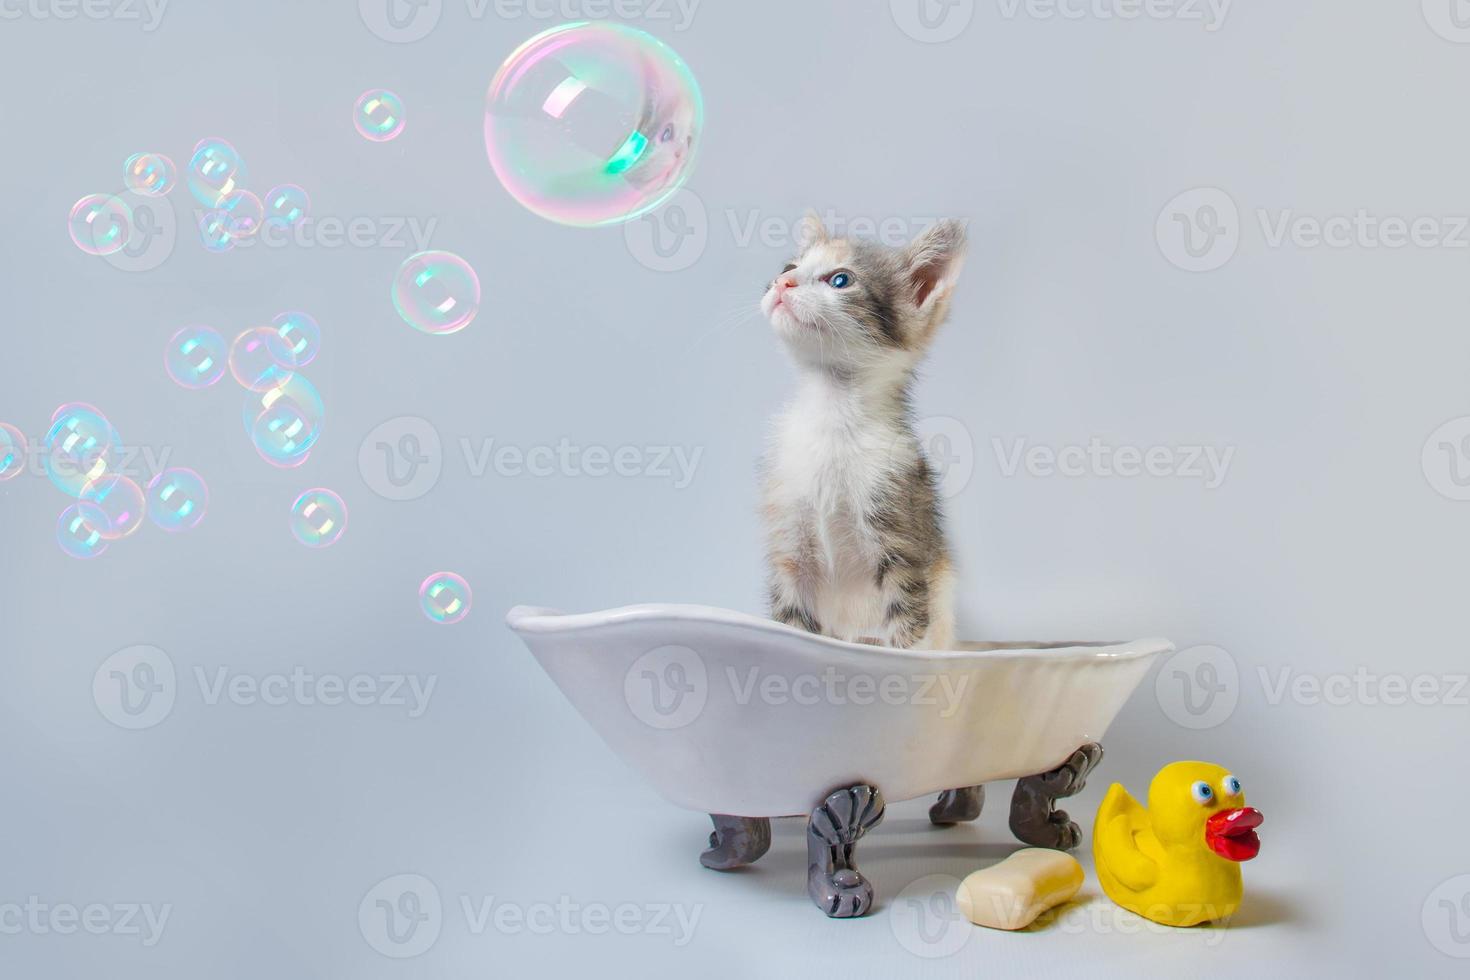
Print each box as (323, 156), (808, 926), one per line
(760, 212), (967, 650)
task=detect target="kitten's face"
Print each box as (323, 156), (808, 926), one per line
(761, 215), (966, 375)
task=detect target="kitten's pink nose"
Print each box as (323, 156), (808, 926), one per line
(775, 276), (797, 292)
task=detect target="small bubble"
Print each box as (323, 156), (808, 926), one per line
(165, 325), (229, 389)
(229, 327), (297, 392)
(187, 137), (246, 208)
(419, 572), (472, 624)
(78, 474), (147, 540)
(290, 488), (348, 548)
(271, 311), (320, 365)
(146, 467), (209, 532)
(354, 88), (406, 142)
(264, 183), (309, 228)
(392, 250), (480, 335)
(0, 423), (27, 481)
(57, 504), (108, 559)
(124, 152), (176, 196)
(69, 194), (132, 256)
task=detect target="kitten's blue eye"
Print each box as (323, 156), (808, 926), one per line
(828, 272), (852, 289)
(1190, 781), (1214, 805)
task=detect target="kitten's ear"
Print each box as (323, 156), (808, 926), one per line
(796, 210), (830, 252)
(903, 219), (967, 311)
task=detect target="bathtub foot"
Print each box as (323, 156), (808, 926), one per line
(929, 785), (985, 826)
(807, 784), (886, 918)
(700, 815), (771, 871)
(1009, 742), (1104, 851)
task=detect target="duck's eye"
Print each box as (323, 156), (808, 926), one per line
(1221, 775), (1242, 797)
(1190, 781), (1214, 805)
(827, 271), (853, 289)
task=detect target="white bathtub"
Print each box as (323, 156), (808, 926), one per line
(507, 603), (1170, 818)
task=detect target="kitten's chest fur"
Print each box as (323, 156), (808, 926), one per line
(764, 381), (918, 637)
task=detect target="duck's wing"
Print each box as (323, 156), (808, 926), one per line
(1094, 783), (1160, 893)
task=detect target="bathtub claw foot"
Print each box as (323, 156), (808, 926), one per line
(700, 814), (771, 870)
(807, 784), (885, 918)
(929, 785), (985, 826)
(1009, 742), (1104, 851)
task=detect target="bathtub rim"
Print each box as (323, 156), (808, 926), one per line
(506, 603), (1171, 664)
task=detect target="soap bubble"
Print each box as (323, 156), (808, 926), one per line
(290, 488), (347, 548)
(57, 504), (108, 559)
(484, 22), (703, 227)
(43, 405), (120, 497)
(165, 325), (229, 389)
(264, 183), (309, 228)
(146, 467), (209, 532)
(354, 89), (406, 142)
(271, 311), (320, 365)
(188, 137), (245, 208)
(229, 326), (297, 391)
(419, 572), (472, 624)
(0, 423), (27, 481)
(68, 194), (133, 255)
(197, 210), (235, 253)
(391, 250), (480, 335)
(124, 152), (176, 196)
(219, 189), (264, 239)
(78, 474), (147, 540)
(243, 374), (324, 467)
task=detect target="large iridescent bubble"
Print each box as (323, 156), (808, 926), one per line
(391, 251), (480, 335)
(484, 22), (703, 227)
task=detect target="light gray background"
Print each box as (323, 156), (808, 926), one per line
(2, 1), (1468, 976)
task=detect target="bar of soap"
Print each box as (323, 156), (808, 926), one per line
(955, 848), (1084, 930)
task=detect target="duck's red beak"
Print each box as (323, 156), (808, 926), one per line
(1205, 807), (1263, 862)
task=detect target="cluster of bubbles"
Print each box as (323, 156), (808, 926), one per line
(20, 403), (212, 559)
(187, 138), (311, 253)
(483, 22), (703, 227)
(164, 314), (326, 470)
(419, 572), (473, 624)
(49, 22), (703, 602)
(68, 141), (312, 258)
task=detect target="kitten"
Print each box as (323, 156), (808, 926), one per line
(760, 212), (967, 650)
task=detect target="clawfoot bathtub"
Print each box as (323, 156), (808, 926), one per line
(507, 604), (1170, 918)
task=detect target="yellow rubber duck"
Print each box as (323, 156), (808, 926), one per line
(1093, 761), (1263, 927)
